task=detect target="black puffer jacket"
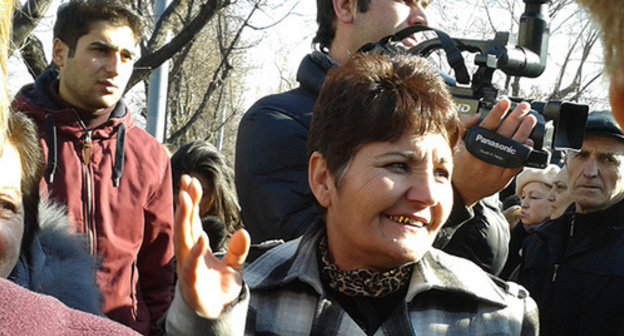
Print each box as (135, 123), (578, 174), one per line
(235, 51), (510, 275)
(235, 51), (334, 244)
(441, 194), (510, 276)
(9, 198), (101, 315)
(519, 200), (624, 336)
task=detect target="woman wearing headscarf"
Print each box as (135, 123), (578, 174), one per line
(165, 53), (538, 336)
(499, 165), (559, 280)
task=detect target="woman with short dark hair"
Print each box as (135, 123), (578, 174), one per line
(166, 53), (538, 336)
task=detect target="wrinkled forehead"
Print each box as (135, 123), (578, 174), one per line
(580, 134), (624, 155)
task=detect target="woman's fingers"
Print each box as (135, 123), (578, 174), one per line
(174, 174), (208, 264)
(174, 180), (195, 264)
(178, 233), (213, 315)
(185, 232), (209, 286)
(224, 229), (251, 272)
(187, 177), (207, 246)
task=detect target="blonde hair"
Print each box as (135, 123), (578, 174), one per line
(577, 0), (624, 76)
(0, 0), (14, 137)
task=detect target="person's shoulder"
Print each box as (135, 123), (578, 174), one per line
(243, 87), (316, 122)
(124, 126), (169, 156)
(236, 88), (315, 149)
(246, 239), (286, 264)
(486, 273), (532, 301)
(0, 277), (139, 335)
(427, 249), (531, 302)
(243, 238), (302, 287)
(534, 215), (569, 238)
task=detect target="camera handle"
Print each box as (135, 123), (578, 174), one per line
(358, 25), (472, 84)
(465, 127), (551, 169)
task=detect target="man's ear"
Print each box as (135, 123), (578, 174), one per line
(333, 0), (356, 24)
(52, 38), (68, 68)
(309, 151), (334, 208)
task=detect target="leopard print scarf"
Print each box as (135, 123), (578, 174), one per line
(318, 235), (413, 297)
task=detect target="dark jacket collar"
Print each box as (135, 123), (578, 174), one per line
(13, 70), (132, 137)
(536, 198), (624, 258)
(296, 51), (338, 96)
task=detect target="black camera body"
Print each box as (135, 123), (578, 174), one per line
(358, 0), (589, 169)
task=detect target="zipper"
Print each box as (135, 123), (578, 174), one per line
(83, 130), (95, 255)
(130, 261), (138, 319)
(551, 264), (560, 282)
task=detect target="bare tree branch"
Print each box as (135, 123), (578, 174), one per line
(11, 0), (54, 55)
(19, 35), (50, 78)
(167, 0), (259, 143)
(127, 0), (232, 89)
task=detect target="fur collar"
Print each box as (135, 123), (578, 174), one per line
(9, 198), (102, 315)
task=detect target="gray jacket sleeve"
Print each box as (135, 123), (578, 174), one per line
(165, 285), (249, 336)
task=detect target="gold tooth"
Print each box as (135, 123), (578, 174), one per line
(390, 215), (411, 224)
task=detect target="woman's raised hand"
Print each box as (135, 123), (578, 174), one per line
(174, 174), (250, 318)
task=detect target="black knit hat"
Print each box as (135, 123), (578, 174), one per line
(585, 110), (624, 140)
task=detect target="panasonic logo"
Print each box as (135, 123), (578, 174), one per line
(475, 134), (517, 155)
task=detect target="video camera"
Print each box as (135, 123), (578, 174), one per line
(358, 0), (588, 169)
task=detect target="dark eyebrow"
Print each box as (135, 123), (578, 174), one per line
(376, 151), (416, 160)
(90, 41), (136, 58)
(376, 151), (452, 165)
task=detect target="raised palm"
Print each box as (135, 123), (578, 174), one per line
(175, 175), (250, 318)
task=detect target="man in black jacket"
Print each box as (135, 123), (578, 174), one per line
(519, 110), (624, 335)
(235, 0), (536, 275)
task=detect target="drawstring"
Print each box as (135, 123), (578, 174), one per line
(44, 114), (126, 187)
(113, 123), (126, 187)
(44, 115), (58, 183)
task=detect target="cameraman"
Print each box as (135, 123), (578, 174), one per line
(234, 0), (536, 275)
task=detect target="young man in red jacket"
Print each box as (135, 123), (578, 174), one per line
(12, 1), (174, 334)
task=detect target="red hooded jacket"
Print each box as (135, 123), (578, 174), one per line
(13, 71), (174, 335)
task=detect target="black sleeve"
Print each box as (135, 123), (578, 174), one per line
(234, 95), (320, 244)
(436, 192), (511, 276)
